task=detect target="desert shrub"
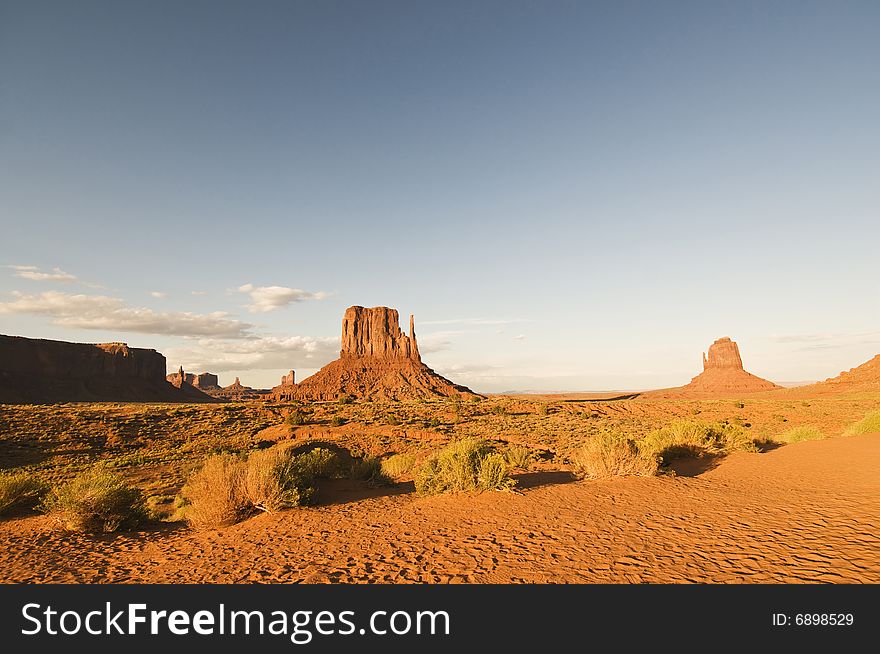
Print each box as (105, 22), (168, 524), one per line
(0, 470), (48, 516)
(286, 410), (308, 426)
(183, 446), (331, 527)
(571, 433), (658, 479)
(338, 394), (354, 405)
(241, 447), (315, 513)
(639, 420), (757, 465)
(503, 444), (534, 470)
(349, 456), (391, 485)
(44, 467), (146, 533)
(385, 414), (401, 426)
(293, 447), (339, 479)
(777, 425), (825, 443)
(413, 438), (515, 495)
(329, 415), (347, 427)
(477, 454), (515, 491)
(843, 411), (880, 436)
(380, 453), (418, 479)
(181, 455), (249, 528)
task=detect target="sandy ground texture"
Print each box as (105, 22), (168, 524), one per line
(2, 433), (878, 584)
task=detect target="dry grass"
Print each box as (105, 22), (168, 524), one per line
(0, 470), (47, 516)
(503, 444), (535, 470)
(639, 420), (757, 465)
(241, 447), (315, 513)
(180, 455), (249, 529)
(380, 453), (418, 479)
(777, 425), (825, 443)
(44, 467), (146, 533)
(570, 432), (658, 479)
(843, 410), (880, 436)
(414, 438), (515, 495)
(181, 446), (344, 528)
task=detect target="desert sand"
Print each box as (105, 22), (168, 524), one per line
(2, 432), (877, 584)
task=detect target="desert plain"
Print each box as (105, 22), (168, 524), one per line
(1, 372), (879, 583)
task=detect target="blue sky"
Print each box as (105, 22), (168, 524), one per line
(2, 1), (879, 391)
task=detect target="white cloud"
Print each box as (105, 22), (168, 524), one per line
(165, 335), (339, 373)
(149, 291), (167, 299)
(191, 291), (207, 296)
(8, 264), (78, 283)
(512, 334), (526, 341)
(237, 284), (328, 313)
(0, 290), (254, 338)
(768, 330), (880, 350)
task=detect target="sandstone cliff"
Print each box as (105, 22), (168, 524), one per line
(272, 306), (477, 401)
(0, 334), (215, 403)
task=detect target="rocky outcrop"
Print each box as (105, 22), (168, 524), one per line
(340, 306), (420, 360)
(208, 376), (270, 402)
(166, 368), (220, 390)
(281, 370), (295, 386)
(0, 334), (215, 403)
(679, 337), (780, 396)
(272, 306), (477, 401)
(783, 353), (880, 396)
(701, 337), (744, 370)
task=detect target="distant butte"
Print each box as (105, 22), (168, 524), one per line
(680, 337), (780, 395)
(272, 306), (478, 401)
(0, 334), (215, 403)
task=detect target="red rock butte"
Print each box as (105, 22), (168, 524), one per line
(0, 334), (214, 403)
(680, 337), (780, 395)
(273, 306), (477, 401)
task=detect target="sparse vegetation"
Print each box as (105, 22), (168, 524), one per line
(571, 432), (658, 479)
(241, 447), (315, 513)
(286, 410), (308, 426)
(349, 456), (391, 485)
(503, 444), (534, 470)
(843, 411), (880, 436)
(777, 425), (825, 443)
(380, 453), (418, 479)
(638, 420), (758, 465)
(338, 394), (354, 405)
(329, 415), (347, 427)
(44, 467), (146, 533)
(0, 470), (47, 516)
(413, 438), (515, 495)
(181, 446), (343, 527)
(180, 455), (249, 529)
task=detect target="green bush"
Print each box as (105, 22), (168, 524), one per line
(571, 432), (658, 479)
(413, 438), (515, 495)
(843, 411), (880, 436)
(338, 394), (354, 405)
(777, 425), (825, 443)
(349, 456), (391, 485)
(0, 470), (47, 516)
(639, 420), (757, 465)
(503, 445), (534, 470)
(286, 410), (308, 426)
(44, 467), (146, 533)
(293, 447), (340, 479)
(329, 415), (347, 427)
(182, 446), (337, 528)
(380, 453), (418, 479)
(180, 455), (249, 528)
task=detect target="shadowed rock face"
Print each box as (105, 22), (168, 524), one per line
(273, 306), (476, 401)
(0, 334), (214, 403)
